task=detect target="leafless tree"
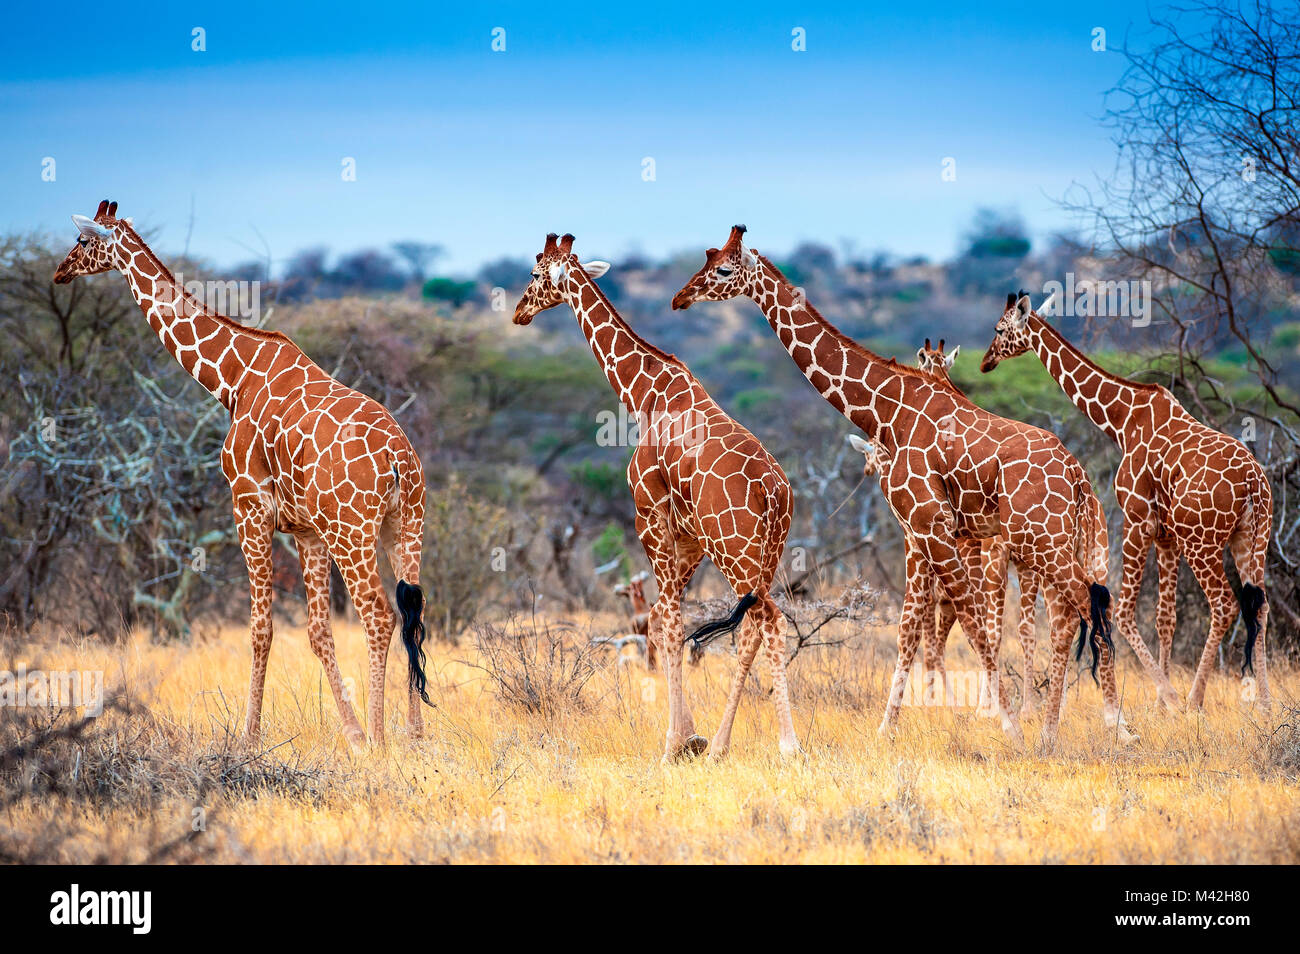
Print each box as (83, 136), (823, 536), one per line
(1063, 0), (1300, 642)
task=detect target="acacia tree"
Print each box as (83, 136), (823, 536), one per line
(1065, 0), (1300, 642)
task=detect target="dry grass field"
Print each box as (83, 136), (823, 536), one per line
(2, 610), (1298, 865)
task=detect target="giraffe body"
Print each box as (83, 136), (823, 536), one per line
(515, 234), (798, 760)
(55, 201), (431, 747)
(674, 227), (1123, 749)
(982, 294), (1273, 712)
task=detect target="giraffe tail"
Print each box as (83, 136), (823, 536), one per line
(1236, 464), (1271, 676)
(393, 448), (431, 706)
(396, 580), (430, 706)
(1238, 584), (1265, 676)
(1070, 474), (1111, 683)
(1074, 582), (1114, 684)
(685, 593), (759, 649)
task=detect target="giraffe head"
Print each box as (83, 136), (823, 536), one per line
(513, 232), (610, 325)
(670, 225), (760, 310)
(846, 433), (888, 479)
(916, 338), (959, 380)
(53, 200), (129, 284)
(613, 569), (651, 610)
(980, 289), (1049, 372)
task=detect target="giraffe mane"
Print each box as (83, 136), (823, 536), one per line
(572, 261), (681, 369)
(1029, 312), (1162, 393)
(118, 221), (293, 345)
(752, 251), (935, 384)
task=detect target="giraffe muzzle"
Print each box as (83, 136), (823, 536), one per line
(670, 291), (694, 310)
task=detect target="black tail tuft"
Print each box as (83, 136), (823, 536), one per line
(1238, 583), (1265, 675)
(1074, 582), (1113, 684)
(395, 580), (431, 706)
(685, 592), (758, 650)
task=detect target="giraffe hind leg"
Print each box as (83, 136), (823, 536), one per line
(298, 533), (366, 747)
(1229, 527), (1271, 712)
(333, 543), (397, 747)
(1017, 570), (1039, 718)
(709, 613), (764, 761)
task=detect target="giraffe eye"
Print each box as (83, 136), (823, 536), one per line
(716, 267), (733, 277)
(77, 237), (88, 247)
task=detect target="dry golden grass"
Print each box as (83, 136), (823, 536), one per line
(2, 610), (1298, 864)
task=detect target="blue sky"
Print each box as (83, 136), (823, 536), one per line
(1, 1), (1154, 274)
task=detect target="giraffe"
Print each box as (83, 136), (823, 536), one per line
(613, 571), (703, 669)
(53, 201), (430, 747)
(613, 571), (657, 669)
(673, 226), (1119, 749)
(514, 233), (798, 760)
(981, 292), (1273, 712)
(902, 337), (1129, 733)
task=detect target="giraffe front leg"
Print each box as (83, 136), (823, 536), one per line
(233, 493), (276, 749)
(297, 534), (366, 748)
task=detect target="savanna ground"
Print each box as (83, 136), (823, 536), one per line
(2, 607), (1298, 865)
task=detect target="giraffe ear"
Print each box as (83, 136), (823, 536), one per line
(582, 260), (610, 278)
(740, 244), (758, 268)
(1013, 293), (1033, 327)
(72, 214), (112, 241)
(945, 345), (960, 368)
(847, 434), (871, 455)
(547, 261), (567, 284)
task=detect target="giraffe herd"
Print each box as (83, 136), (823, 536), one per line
(52, 203), (1275, 761)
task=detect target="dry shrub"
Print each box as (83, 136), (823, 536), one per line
(472, 615), (597, 718)
(1252, 702), (1300, 778)
(0, 690), (334, 863)
(424, 474), (512, 643)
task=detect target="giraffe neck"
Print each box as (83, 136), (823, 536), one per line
(748, 256), (936, 450)
(113, 227), (283, 411)
(563, 268), (675, 414)
(1027, 315), (1138, 446)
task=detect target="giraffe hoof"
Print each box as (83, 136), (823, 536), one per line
(1156, 687), (1183, 712)
(664, 735), (709, 763)
(683, 734), (709, 758)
